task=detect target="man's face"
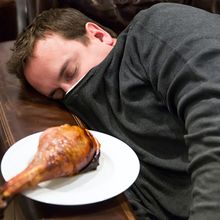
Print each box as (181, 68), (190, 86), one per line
(24, 23), (116, 99)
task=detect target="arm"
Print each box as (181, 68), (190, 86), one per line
(135, 3), (220, 219)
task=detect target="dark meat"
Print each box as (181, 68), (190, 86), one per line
(0, 124), (100, 208)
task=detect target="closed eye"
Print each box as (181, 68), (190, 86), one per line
(65, 67), (77, 82)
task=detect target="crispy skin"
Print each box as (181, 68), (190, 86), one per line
(0, 124), (100, 208)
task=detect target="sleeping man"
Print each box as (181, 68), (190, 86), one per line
(7, 3), (220, 220)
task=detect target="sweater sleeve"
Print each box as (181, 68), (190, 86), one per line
(132, 3), (220, 219)
(164, 38), (220, 220)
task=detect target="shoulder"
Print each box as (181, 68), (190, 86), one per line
(130, 2), (218, 29)
(135, 2), (214, 20)
(127, 3), (220, 45)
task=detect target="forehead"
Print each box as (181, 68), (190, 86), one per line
(33, 33), (70, 56)
(24, 34), (70, 95)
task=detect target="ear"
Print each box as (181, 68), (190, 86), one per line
(85, 22), (115, 46)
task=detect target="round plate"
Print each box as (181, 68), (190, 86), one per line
(1, 130), (140, 205)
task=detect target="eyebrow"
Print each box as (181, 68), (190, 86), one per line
(48, 60), (69, 98)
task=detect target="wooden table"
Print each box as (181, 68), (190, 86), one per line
(0, 41), (136, 220)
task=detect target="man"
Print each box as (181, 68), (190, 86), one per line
(7, 3), (220, 220)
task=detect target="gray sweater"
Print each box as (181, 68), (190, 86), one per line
(63, 3), (220, 219)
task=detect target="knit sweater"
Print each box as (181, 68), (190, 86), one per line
(63, 3), (220, 219)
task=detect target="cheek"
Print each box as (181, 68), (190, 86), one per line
(78, 60), (96, 77)
(77, 49), (107, 80)
(88, 54), (104, 68)
(76, 70), (88, 82)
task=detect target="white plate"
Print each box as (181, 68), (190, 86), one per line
(1, 130), (140, 205)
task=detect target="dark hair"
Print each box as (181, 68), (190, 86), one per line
(7, 7), (116, 82)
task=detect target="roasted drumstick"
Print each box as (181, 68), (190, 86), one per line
(0, 124), (100, 208)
